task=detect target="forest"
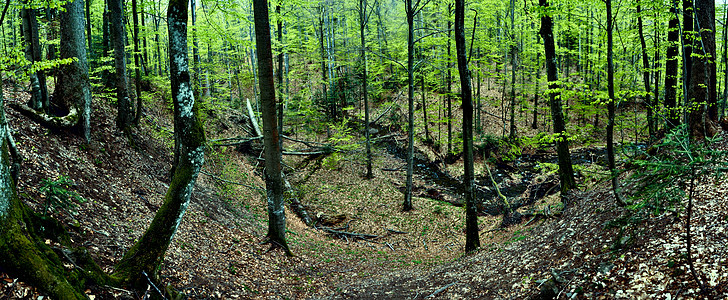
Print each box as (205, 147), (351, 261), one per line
(0, 0), (727, 298)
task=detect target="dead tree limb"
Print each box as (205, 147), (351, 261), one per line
(283, 175), (313, 226)
(11, 103), (79, 129)
(426, 282), (457, 299)
(246, 98), (262, 137)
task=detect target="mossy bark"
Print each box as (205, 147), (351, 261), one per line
(0, 76), (86, 300)
(112, 0), (206, 289)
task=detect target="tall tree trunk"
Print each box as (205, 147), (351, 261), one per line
(688, 0), (719, 139)
(508, 0), (517, 140)
(86, 0), (92, 55)
(141, 1), (149, 76)
(132, 0), (142, 125)
(532, 50), (540, 129)
(57, 0), (92, 142)
(253, 0), (291, 254)
(21, 5), (48, 112)
(112, 0), (206, 288)
(682, 0), (693, 101)
(722, 3), (728, 120)
(403, 0), (415, 211)
(110, 0), (133, 131)
(538, 0), (576, 199)
(606, 0), (626, 206)
(455, 0), (479, 253)
(637, 1), (654, 139)
(360, 0), (373, 179)
(102, 0), (112, 86)
(446, 9), (452, 154)
(191, 0), (201, 98)
(665, 0), (680, 131)
(276, 5), (284, 151)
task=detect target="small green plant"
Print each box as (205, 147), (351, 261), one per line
(40, 176), (85, 215)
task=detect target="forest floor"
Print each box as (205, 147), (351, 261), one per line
(1, 79), (727, 299)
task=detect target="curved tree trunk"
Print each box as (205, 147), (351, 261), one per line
(253, 0), (291, 254)
(13, 0), (91, 142)
(0, 74), (85, 300)
(112, 0), (206, 288)
(455, 0), (479, 253)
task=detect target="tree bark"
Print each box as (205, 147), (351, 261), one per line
(508, 0), (517, 140)
(606, 0), (626, 206)
(132, 0), (143, 125)
(112, 0), (206, 288)
(688, 0), (719, 139)
(403, 0), (415, 211)
(57, 0), (92, 142)
(360, 0), (373, 179)
(110, 0), (133, 131)
(253, 0), (291, 254)
(637, 1), (654, 139)
(665, 0), (680, 131)
(85, 0), (92, 55)
(538, 0), (576, 199)
(455, 0), (479, 252)
(21, 4), (49, 112)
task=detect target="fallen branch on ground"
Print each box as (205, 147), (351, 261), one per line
(426, 282), (457, 299)
(317, 226), (378, 240)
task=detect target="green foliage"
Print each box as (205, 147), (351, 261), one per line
(626, 125), (727, 216)
(39, 176), (85, 215)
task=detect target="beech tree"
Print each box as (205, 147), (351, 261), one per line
(538, 0), (576, 198)
(112, 0), (207, 287)
(12, 0), (92, 142)
(606, 0), (625, 206)
(455, 0), (479, 252)
(110, 0), (133, 131)
(254, 0), (291, 253)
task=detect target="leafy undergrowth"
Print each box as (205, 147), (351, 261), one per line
(2, 79), (727, 300)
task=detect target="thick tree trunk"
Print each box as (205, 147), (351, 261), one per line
(606, 0), (626, 206)
(688, 0), (719, 139)
(455, 0), (479, 253)
(538, 0), (576, 199)
(110, 0), (133, 131)
(112, 0), (206, 288)
(56, 0), (92, 142)
(665, 0), (680, 131)
(1, 72), (87, 300)
(253, 0), (291, 254)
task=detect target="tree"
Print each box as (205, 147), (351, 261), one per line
(132, 0), (143, 125)
(56, 0), (92, 142)
(606, 0), (626, 206)
(359, 0), (373, 179)
(664, 0), (680, 131)
(253, 0), (291, 254)
(455, 0), (479, 252)
(637, 0), (655, 139)
(112, 0), (207, 287)
(538, 0), (576, 198)
(687, 0), (719, 139)
(21, 3), (49, 111)
(110, 0), (133, 131)
(12, 0), (92, 142)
